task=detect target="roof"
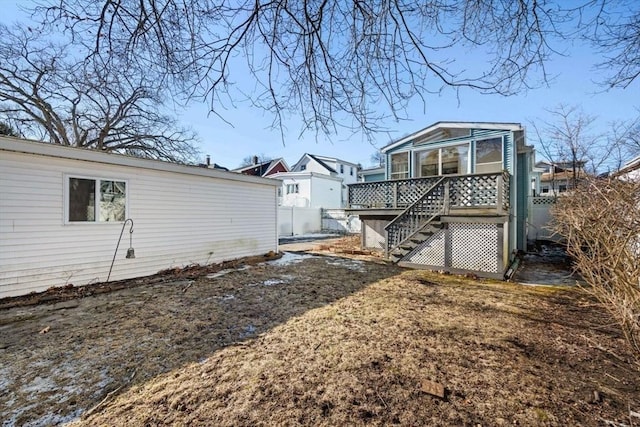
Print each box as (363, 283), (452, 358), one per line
(233, 158), (288, 176)
(307, 154), (337, 173)
(269, 171), (343, 182)
(359, 166), (385, 175)
(615, 155), (640, 176)
(0, 136), (279, 187)
(290, 153), (335, 173)
(381, 121), (524, 153)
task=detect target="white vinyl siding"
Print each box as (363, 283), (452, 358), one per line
(0, 146), (277, 298)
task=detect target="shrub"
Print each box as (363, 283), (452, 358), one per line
(552, 177), (640, 360)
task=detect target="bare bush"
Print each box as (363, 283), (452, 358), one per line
(552, 177), (640, 359)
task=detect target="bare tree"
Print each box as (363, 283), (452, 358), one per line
(531, 105), (608, 190)
(552, 177), (640, 361)
(586, 0), (640, 89)
(0, 121), (19, 137)
(370, 151), (385, 168)
(0, 25), (199, 163)
(32, 0), (578, 139)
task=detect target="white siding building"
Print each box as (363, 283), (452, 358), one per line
(0, 137), (279, 298)
(272, 171), (343, 208)
(280, 153), (360, 208)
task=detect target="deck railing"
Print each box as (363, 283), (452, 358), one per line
(385, 178), (447, 254)
(348, 171), (510, 211)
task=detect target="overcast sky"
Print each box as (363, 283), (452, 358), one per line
(4, 2), (638, 170)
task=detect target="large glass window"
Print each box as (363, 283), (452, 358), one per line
(390, 152), (409, 180)
(414, 144), (469, 177)
(441, 145), (469, 175)
(415, 149), (439, 177)
(68, 177), (126, 222)
(476, 137), (503, 173)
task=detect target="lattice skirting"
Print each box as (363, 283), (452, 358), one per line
(450, 223), (499, 273)
(404, 223), (500, 274)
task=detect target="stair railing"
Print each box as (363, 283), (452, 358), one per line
(384, 177), (448, 256)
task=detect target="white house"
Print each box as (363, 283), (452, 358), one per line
(277, 153), (360, 208)
(0, 136), (279, 298)
(270, 171), (343, 208)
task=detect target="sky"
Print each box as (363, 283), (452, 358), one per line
(3, 2), (638, 170)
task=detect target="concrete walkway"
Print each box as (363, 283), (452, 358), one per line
(513, 245), (582, 286)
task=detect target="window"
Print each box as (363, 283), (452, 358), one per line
(300, 164), (306, 171)
(68, 177), (126, 222)
(390, 152), (409, 180)
(414, 144), (468, 177)
(475, 137), (503, 173)
(350, 166), (354, 176)
(441, 145), (468, 175)
(340, 164), (344, 173)
(286, 183), (299, 194)
(415, 149), (439, 177)
(558, 184), (567, 193)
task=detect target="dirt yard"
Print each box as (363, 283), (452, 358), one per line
(0, 237), (638, 426)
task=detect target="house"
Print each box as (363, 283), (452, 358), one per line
(232, 156), (289, 177)
(346, 121), (536, 279)
(536, 161), (587, 196)
(358, 166), (385, 182)
(614, 155), (640, 181)
(199, 155), (230, 171)
(272, 154), (360, 208)
(270, 171), (343, 208)
(0, 136), (279, 298)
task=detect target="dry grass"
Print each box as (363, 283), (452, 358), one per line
(69, 269), (638, 427)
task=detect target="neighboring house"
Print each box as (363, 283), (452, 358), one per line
(614, 155), (640, 181)
(270, 171), (343, 208)
(358, 166), (385, 182)
(273, 153), (360, 208)
(233, 156), (289, 177)
(346, 121), (536, 279)
(0, 136), (279, 298)
(536, 161), (587, 196)
(197, 155), (229, 171)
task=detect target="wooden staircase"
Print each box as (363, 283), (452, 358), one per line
(388, 222), (442, 262)
(385, 177), (449, 262)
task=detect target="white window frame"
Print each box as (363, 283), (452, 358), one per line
(390, 152), (410, 180)
(413, 142), (471, 177)
(286, 183), (299, 194)
(64, 174), (129, 224)
(475, 137), (504, 173)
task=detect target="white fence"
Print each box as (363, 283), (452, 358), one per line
(278, 206), (322, 236)
(528, 196), (560, 242)
(322, 209), (361, 234)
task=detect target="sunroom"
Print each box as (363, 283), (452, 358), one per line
(347, 122), (534, 279)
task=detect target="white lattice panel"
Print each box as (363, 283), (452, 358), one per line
(405, 229), (447, 266)
(450, 223), (499, 273)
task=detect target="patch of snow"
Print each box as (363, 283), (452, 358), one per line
(22, 408), (84, 427)
(239, 324), (256, 339)
(325, 257), (366, 272)
(2, 403), (37, 427)
(261, 279), (288, 286)
(266, 252), (316, 266)
(0, 366), (12, 390)
(207, 265), (250, 279)
(20, 376), (57, 394)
